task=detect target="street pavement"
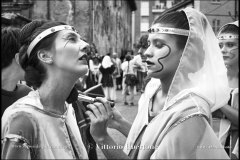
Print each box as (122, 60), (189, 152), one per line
(96, 89), (141, 159)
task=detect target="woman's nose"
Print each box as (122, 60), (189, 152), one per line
(144, 47), (153, 58)
(79, 40), (89, 50)
(221, 45), (228, 55)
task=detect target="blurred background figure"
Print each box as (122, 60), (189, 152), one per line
(99, 53), (116, 102)
(112, 52), (122, 90)
(1, 25), (32, 117)
(121, 53), (137, 106)
(89, 54), (101, 85)
(135, 34), (149, 93)
(212, 20), (239, 159)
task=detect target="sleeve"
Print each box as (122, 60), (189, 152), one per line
(89, 60), (94, 72)
(151, 116), (230, 159)
(2, 112), (37, 159)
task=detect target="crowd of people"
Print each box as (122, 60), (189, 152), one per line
(1, 7), (238, 159)
(74, 39), (149, 106)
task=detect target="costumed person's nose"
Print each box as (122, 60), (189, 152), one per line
(221, 45), (228, 55)
(144, 47), (153, 58)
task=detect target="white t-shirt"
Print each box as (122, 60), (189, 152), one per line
(121, 60), (136, 76)
(132, 54), (147, 72)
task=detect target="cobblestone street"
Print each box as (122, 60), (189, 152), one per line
(96, 90), (141, 159)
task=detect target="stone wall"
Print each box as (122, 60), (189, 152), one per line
(25, 0), (133, 56)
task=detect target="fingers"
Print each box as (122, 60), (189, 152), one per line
(92, 102), (108, 116)
(86, 102), (109, 121)
(95, 97), (113, 118)
(85, 110), (97, 122)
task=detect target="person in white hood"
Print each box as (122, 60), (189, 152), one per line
(85, 8), (231, 159)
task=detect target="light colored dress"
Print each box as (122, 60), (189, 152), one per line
(124, 78), (229, 159)
(213, 21), (239, 158)
(1, 90), (88, 159)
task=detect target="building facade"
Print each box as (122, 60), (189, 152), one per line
(197, 0), (238, 34)
(1, 0), (137, 56)
(133, 0), (238, 47)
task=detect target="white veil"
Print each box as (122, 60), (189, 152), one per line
(101, 55), (113, 69)
(163, 8), (230, 112)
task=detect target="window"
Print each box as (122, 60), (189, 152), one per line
(212, 19), (221, 33)
(216, 19), (221, 32)
(211, 0), (221, 4)
(141, 1), (149, 16)
(141, 17), (149, 32)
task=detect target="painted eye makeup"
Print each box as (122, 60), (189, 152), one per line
(152, 39), (165, 49)
(226, 42), (235, 48)
(155, 41), (164, 49)
(63, 33), (79, 42)
(62, 32), (82, 48)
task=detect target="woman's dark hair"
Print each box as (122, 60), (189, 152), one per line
(125, 54), (132, 61)
(137, 34), (149, 49)
(1, 27), (20, 69)
(1, 27), (21, 69)
(19, 20), (66, 89)
(218, 24), (238, 35)
(152, 10), (189, 50)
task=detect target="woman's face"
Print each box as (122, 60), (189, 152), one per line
(144, 30), (183, 79)
(52, 29), (89, 76)
(218, 33), (238, 67)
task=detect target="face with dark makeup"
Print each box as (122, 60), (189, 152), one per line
(144, 25), (184, 79)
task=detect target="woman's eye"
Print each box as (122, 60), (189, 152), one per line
(227, 43), (234, 48)
(68, 37), (77, 42)
(155, 42), (164, 48)
(219, 44), (223, 49)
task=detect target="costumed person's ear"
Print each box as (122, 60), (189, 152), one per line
(14, 53), (20, 65)
(37, 50), (53, 64)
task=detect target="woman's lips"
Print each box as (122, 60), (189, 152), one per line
(78, 54), (88, 64)
(223, 55), (232, 60)
(146, 60), (154, 65)
(79, 54), (87, 60)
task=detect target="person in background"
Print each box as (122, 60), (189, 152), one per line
(212, 20), (238, 159)
(85, 8), (231, 159)
(89, 55), (101, 85)
(121, 53), (136, 106)
(99, 53), (116, 102)
(132, 39), (147, 93)
(1, 26), (32, 117)
(136, 34), (149, 93)
(2, 20), (89, 159)
(112, 52), (122, 90)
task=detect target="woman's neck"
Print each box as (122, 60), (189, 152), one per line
(227, 65), (239, 88)
(159, 73), (175, 97)
(38, 76), (76, 115)
(151, 74), (174, 113)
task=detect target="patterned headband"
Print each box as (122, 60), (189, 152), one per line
(217, 35), (238, 40)
(27, 25), (77, 57)
(148, 27), (189, 36)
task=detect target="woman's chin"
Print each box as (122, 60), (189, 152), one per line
(147, 71), (156, 78)
(77, 67), (89, 77)
(147, 70), (161, 79)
